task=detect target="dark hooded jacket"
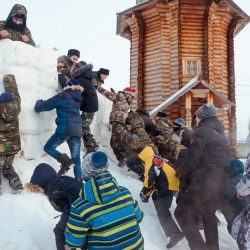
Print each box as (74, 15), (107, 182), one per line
(0, 4), (35, 46)
(30, 163), (82, 214)
(176, 116), (231, 197)
(0, 75), (21, 155)
(136, 108), (156, 133)
(34, 85), (84, 137)
(71, 64), (98, 113)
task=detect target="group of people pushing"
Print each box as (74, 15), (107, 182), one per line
(1, 3), (250, 250)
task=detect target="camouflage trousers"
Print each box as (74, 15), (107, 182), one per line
(81, 112), (98, 148)
(110, 122), (127, 161)
(0, 154), (22, 190)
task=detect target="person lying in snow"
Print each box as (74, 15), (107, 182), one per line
(0, 4), (35, 46)
(65, 151), (144, 250)
(138, 147), (184, 249)
(0, 74), (23, 195)
(25, 163), (82, 250)
(231, 153), (250, 250)
(94, 84), (137, 167)
(34, 79), (84, 180)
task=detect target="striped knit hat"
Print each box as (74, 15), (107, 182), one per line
(82, 151), (109, 182)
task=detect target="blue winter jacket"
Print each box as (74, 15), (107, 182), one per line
(34, 87), (83, 137)
(65, 171), (144, 250)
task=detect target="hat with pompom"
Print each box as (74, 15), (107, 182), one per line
(91, 151), (108, 168)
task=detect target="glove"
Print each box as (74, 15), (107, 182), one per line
(140, 191), (149, 202)
(110, 88), (115, 93)
(35, 99), (43, 106)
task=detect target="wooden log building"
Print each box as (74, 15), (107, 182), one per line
(116, 0), (250, 151)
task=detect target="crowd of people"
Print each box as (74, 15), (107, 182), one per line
(1, 3), (250, 250)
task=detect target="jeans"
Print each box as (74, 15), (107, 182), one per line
(44, 133), (82, 178)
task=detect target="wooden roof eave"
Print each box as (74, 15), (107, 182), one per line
(149, 76), (235, 118)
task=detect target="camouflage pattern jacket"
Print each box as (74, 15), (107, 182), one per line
(0, 4), (35, 47)
(154, 117), (179, 163)
(57, 55), (73, 78)
(114, 111), (157, 158)
(97, 86), (137, 124)
(0, 75), (21, 155)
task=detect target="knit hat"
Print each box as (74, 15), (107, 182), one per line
(195, 104), (218, 120)
(123, 87), (136, 93)
(67, 49), (80, 58)
(30, 163), (58, 192)
(0, 92), (14, 103)
(99, 68), (109, 76)
(156, 111), (167, 118)
(228, 159), (244, 178)
(174, 118), (185, 127)
(181, 129), (193, 146)
(82, 151), (109, 181)
(66, 78), (80, 87)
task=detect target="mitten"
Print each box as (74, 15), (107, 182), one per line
(35, 99), (43, 106)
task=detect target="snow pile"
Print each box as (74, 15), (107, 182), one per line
(0, 40), (238, 249)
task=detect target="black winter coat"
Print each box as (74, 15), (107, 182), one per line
(136, 108), (157, 132)
(176, 116), (231, 198)
(74, 65), (98, 112)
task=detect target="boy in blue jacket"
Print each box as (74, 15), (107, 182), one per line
(34, 79), (84, 179)
(26, 163), (82, 250)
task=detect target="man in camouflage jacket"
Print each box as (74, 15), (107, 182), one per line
(0, 74), (23, 194)
(96, 85), (137, 167)
(0, 4), (35, 47)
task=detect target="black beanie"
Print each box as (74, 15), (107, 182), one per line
(156, 111), (167, 118)
(99, 68), (109, 75)
(67, 49), (80, 58)
(181, 130), (193, 146)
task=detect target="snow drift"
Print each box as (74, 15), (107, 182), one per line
(0, 40), (238, 250)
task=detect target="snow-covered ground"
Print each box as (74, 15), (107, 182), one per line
(0, 40), (239, 249)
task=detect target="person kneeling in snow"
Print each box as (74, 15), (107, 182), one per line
(34, 79), (84, 180)
(94, 84), (137, 167)
(231, 153), (250, 250)
(139, 147), (184, 249)
(0, 74), (23, 194)
(65, 151), (144, 250)
(26, 163), (82, 250)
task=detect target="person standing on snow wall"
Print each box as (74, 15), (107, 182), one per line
(0, 4), (35, 46)
(34, 79), (84, 180)
(71, 61), (101, 155)
(0, 75), (23, 195)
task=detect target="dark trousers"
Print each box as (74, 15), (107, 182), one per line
(54, 212), (69, 250)
(174, 188), (219, 250)
(154, 191), (181, 237)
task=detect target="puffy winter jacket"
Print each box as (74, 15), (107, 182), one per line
(65, 171), (144, 250)
(97, 86), (137, 124)
(0, 75), (21, 155)
(30, 163), (82, 214)
(34, 86), (83, 137)
(72, 64), (98, 113)
(176, 116), (231, 198)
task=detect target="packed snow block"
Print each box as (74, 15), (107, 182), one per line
(0, 39), (60, 160)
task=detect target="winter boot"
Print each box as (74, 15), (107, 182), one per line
(118, 158), (125, 167)
(166, 232), (184, 249)
(57, 153), (75, 176)
(12, 185), (24, 195)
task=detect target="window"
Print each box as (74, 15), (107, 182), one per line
(182, 58), (201, 76)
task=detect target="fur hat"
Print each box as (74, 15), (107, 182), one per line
(156, 111), (167, 118)
(67, 49), (80, 58)
(0, 92), (14, 103)
(74, 61), (87, 69)
(195, 104), (218, 120)
(181, 129), (193, 146)
(175, 118), (185, 127)
(99, 68), (109, 76)
(123, 87), (136, 93)
(82, 151), (109, 182)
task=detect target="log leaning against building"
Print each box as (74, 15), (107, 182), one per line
(116, 0), (250, 152)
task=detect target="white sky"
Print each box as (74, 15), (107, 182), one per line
(1, 0), (250, 139)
